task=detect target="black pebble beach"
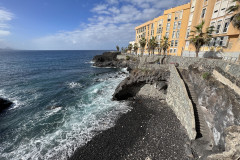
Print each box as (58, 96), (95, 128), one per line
(70, 97), (192, 160)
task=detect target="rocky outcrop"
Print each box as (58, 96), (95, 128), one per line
(112, 69), (169, 101)
(92, 52), (121, 67)
(207, 125), (240, 160)
(0, 97), (13, 112)
(93, 52), (120, 63)
(93, 52), (138, 69)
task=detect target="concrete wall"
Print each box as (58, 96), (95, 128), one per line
(182, 51), (240, 60)
(213, 68), (240, 96)
(166, 64), (196, 140)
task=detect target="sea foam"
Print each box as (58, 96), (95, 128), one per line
(0, 71), (131, 160)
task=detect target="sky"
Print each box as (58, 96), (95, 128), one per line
(0, 0), (190, 50)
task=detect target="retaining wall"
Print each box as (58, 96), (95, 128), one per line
(166, 65), (196, 140)
(137, 55), (240, 79)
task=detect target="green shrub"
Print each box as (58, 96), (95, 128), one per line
(126, 56), (130, 60)
(202, 72), (211, 80)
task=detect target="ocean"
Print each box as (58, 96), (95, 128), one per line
(0, 50), (131, 160)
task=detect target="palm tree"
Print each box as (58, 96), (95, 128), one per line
(116, 45), (120, 52)
(128, 44), (133, 54)
(189, 21), (214, 57)
(133, 43), (139, 55)
(157, 40), (162, 55)
(121, 47), (124, 53)
(139, 37), (146, 56)
(160, 36), (170, 55)
(227, 0), (240, 30)
(148, 37), (158, 55)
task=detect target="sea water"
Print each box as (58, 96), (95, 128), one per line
(0, 50), (130, 160)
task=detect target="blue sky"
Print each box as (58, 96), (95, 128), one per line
(0, 0), (189, 50)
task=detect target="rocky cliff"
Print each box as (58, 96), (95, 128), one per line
(93, 52), (240, 159)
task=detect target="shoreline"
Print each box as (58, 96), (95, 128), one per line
(69, 97), (192, 160)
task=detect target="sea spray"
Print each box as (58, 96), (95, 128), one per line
(0, 50), (130, 160)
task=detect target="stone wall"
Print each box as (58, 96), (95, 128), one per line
(182, 51), (240, 60)
(166, 64), (196, 140)
(136, 55), (240, 78)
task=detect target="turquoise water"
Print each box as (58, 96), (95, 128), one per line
(0, 50), (130, 160)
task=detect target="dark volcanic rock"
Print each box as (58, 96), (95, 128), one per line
(0, 97), (13, 112)
(92, 52), (121, 67)
(92, 52), (138, 69)
(113, 69), (170, 100)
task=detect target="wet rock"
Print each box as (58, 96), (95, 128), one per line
(0, 97), (13, 112)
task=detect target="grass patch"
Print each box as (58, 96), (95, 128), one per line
(126, 56), (130, 61)
(202, 72), (211, 80)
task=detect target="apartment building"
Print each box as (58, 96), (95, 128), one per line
(135, 3), (191, 56)
(135, 0), (240, 58)
(183, 0), (240, 58)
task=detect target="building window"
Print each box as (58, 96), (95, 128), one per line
(175, 12), (179, 20)
(223, 19), (230, 33)
(165, 32), (169, 38)
(171, 40), (174, 47)
(213, 38), (217, 46)
(166, 23), (170, 31)
(175, 40), (178, 47)
(170, 48), (173, 53)
(201, 8), (206, 18)
(167, 14), (172, 22)
(173, 22), (177, 30)
(216, 20), (222, 34)
(178, 21), (181, 29)
(173, 48), (177, 53)
(219, 37), (224, 46)
(172, 31), (175, 38)
(176, 30), (180, 38)
(157, 20), (163, 34)
(185, 41), (190, 47)
(186, 29), (190, 38)
(210, 21), (216, 34)
(188, 13), (193, 26)
(179, 10), (183, 19)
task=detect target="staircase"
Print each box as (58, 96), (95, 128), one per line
(177, 69), (211, 141)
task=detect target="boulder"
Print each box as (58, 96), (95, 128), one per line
(0, 97), (13, 112)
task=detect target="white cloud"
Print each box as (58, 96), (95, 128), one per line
(31, 0), (190, 50)
(0, 30), (10, 36)
(91, 4), (110, 14)
(0, 8), (13, 37)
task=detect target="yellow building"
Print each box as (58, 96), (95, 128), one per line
(135, 3), (191, 56)
(184, 0), (240, 58)
(135, 0), (240, 58)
